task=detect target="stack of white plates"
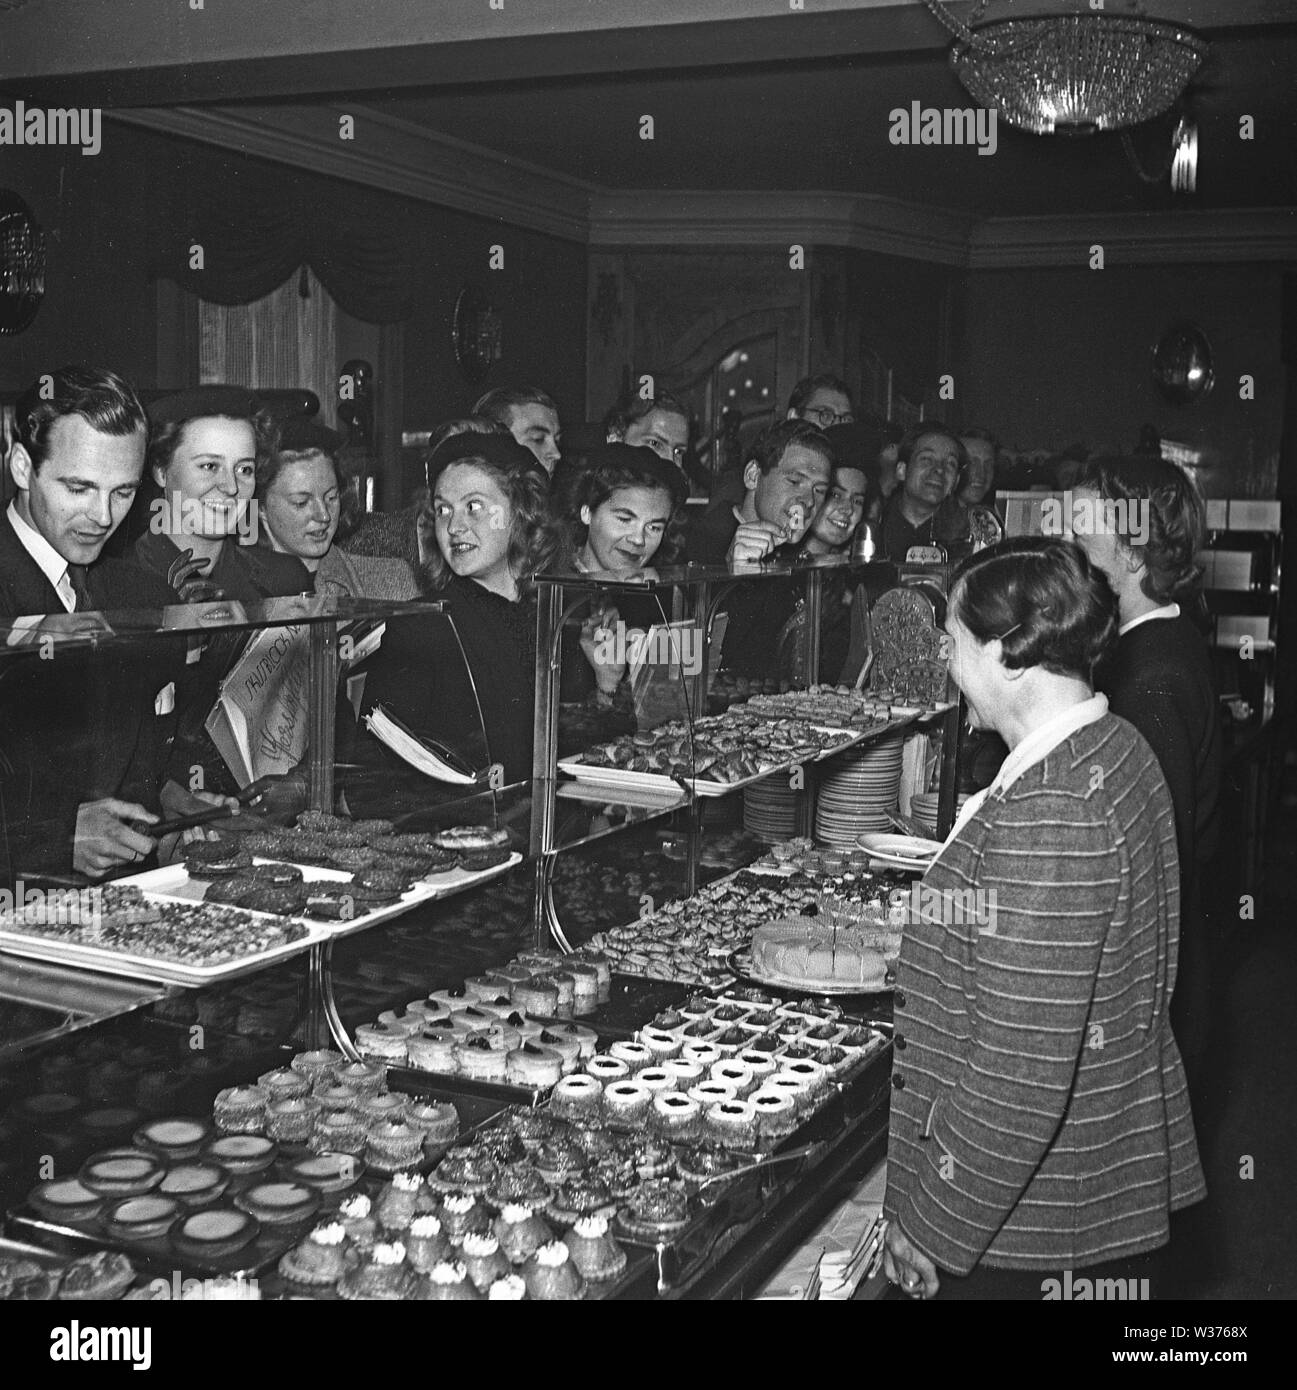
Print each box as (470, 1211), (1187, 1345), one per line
(813, 736), (905, 848)
(909, 790), (971, 834)
(744, 777), (800, 844)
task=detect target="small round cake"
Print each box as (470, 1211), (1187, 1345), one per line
(608, 1041), (653, 1072)
(522, 1240), (584, 1301)
(736, 1050), (778, 1084)
(102, 1194), (182, 1243)
(511, 977), (559, 1017)
(431, 1151), (499, 1198)
(439, 1192), (490, 1243)
(312, 1082), (361, 1115)
(406, 1031), (459, 1074)
(663, 1058), (705, 1089)
(506, 1043), (564, 1088)
(333, 1060), (386, 1096)
(711, 1060), (756, 1097)
(286, 1151), (364, 1195)
(79, 1148), (166, 1198)
(405, 1098), (460, 1148)
(158, 1162), (229, 1208)
(133, 1117), (213, 1162)
(550, 1073), (603, 1119)
(487, 1274), (527, 1300)
(416, 1259), (479, 1300)
(405, 1213), (451, 1272)
(751, 1089), (799, 1143)
(652, 1092), (701, 1140)
(494, 1203), (553, 1264)
(365, 1120), (424, 1172)
(687, 1080), (736, 1110)
(265, 1096), (321, 1144)
(454, 1035), (507, 1082)
(565, 1214), (627, 1282)
(289, 1049), (344, 1083)
(212, 1085), (267, 1135)
(311, 1110), (366, 1155)
(28, 1178), (104, 1225)
(339, 1240), (414, 1301)
(55, 1250), (136, 1302)
(708, 1099), (758, 1151)
(602, 1081), (652, 1124)
(338, 1192), (377, 1250)
(201, 1133), (278, 1175)
(460, 1231), (510, 1291)
(564, 962), (601, 1016)
(356, 1092), (409, 1126)
(278, 1220), (351, 1287)
(585, 1055), (631, 1085)
(636, 1027), (681, 1061)
(679, 1040), (724, 1068)
(170, 1206), (258, 1259)
(768, 1071), (816, 1114)
(377, 1171), (424, 1232)
(375, 1008), (427, 1036)
(635, 1067), (676, 1097)
(234, 1180), (321, 1228)
(257, 1067), (313, 1102)
(353, 1025), (408, 1066)
(534, 1029), (582, 1073)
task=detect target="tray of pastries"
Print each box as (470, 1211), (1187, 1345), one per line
(0, 884), (318, 987)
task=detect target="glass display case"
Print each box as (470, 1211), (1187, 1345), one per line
(0, 562), (962, 1299)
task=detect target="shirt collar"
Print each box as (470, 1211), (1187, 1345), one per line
(992, 692), (1109, 798)
(7, 500), (71, 591)
(1119, 602), (1180, 636)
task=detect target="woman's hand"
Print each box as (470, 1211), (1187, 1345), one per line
(166, 549), (225, 603)
(579, 604), (625, 696)
(883, 1221), (940, 1300)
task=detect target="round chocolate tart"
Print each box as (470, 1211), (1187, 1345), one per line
(29, 1178), (105, 1225)
(171, 1207), (260, 1260)
(233, 1181), (321, 1227)
(159, 1163), (230, 1208)
(202, 1133), (279, 1174)
(133, 1117), (213, 1161)
(283, 1152), (365, 1194)
(79, 1148), (166, 1198)
(103, 1194), (182, 1242)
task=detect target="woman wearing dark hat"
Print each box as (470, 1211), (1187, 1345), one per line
(343, 433), (560, 809)
(257, 417), (418, 600)
(134, 386), (312, 602)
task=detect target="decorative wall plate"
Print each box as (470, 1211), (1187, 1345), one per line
(452, 285), (503, 385)
(0, 190), (47, 335)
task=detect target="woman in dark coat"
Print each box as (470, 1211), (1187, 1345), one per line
(345, 433), (559, 815)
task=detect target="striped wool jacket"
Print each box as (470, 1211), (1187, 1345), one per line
(884, 713), (1206, 1273)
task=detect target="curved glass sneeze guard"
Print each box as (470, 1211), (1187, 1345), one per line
(0, 593), (449, 654)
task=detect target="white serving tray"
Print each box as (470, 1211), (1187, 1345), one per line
(0, 906), (324, 988)
(126, 852), (524, 943)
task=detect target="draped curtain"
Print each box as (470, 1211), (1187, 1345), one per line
(155, 151), (417, 324)
(200, 267), (339, 430)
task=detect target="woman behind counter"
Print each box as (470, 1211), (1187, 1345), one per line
(345, 432), (559, 812)
(134, 386), (311, 602)
(256, 417), (419, 600)
(883, 537), (1204, 1301)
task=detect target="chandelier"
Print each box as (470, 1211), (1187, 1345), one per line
(923, 3), (1208, 136)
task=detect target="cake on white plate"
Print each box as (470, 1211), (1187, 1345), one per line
(750, 917), (889, 991)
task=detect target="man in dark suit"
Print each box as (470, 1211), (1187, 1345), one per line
(0, 365), (213, 882)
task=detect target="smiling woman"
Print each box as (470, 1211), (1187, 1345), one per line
(133, 386), (311, 604)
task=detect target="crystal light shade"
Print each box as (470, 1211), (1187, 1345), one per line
(950, 14), (1207, 135)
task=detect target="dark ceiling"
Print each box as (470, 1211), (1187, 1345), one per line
(354, 28), (1297, 217)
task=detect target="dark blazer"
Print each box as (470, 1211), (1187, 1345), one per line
(0, 513), (181, 882)
(1097, 612), (1222, 1068)
(344, 575), (536, 819)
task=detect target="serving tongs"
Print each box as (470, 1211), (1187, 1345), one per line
(693, 1139), (825, 1198)
(135, 773), (284, 838)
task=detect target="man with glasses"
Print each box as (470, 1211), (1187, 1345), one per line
(787, 374), (855, 431)
(877, 423), (969, 561)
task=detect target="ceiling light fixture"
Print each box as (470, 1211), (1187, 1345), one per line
(922, 1), (1208, 136)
